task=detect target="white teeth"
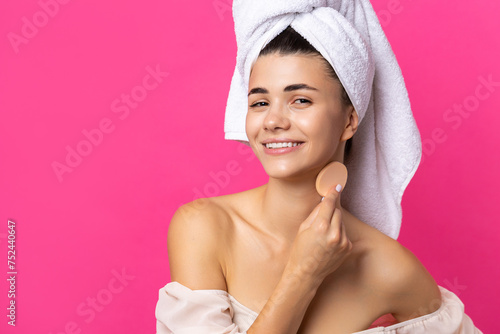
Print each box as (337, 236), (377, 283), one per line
(265, 142), (301, 149)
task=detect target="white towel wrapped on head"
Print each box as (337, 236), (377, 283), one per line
(224, 0), (422, 239)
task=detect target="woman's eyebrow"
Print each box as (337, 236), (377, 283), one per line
(284, 83), (318, 92)
(248, 84), (318, 96)
(248, 87), (268, 96)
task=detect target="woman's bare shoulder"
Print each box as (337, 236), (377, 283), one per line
(354, 222), (442, 321)
(172, 187), (258, 226)
(171, 197), (232, 229)
(167, 190), (258, 290)
(167, 197), (235, 290)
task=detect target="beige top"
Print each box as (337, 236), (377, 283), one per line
(155, 282), (482, 334)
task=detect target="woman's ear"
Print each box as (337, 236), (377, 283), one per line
(341, 105), (359, 142)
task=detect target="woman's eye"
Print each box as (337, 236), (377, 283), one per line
(294, 98), (311, 104)
(250, 101), (268, 108)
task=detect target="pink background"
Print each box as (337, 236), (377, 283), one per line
(1, 0), (498, 333)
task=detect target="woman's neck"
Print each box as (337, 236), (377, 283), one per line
(257, 176), (324, 243)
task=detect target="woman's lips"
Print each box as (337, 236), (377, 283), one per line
(262, 142), (305, 155)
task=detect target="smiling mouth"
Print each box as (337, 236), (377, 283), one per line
(263, 142), (304, 149)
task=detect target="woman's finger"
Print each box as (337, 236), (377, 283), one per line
(328, 208), (352, 251)
(315, 184), (342, 225)
(298, 203), (321, 232)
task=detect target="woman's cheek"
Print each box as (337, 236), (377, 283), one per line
(245, 112), (258, 134)
(245, 112), (263, 145)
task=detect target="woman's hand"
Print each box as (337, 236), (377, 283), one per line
(285, 185), (352, 287)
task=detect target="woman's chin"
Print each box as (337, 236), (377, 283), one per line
(262, 165), (319, 182)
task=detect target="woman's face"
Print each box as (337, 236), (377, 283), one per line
(246, 53), (356, 180)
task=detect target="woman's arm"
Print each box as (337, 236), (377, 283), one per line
(168, 201), (228, 291)
(168, 186), (351, 334)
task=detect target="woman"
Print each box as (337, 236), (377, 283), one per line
(156, 1), (481, 333)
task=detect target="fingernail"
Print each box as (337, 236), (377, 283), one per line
(335, 184), (342, 193)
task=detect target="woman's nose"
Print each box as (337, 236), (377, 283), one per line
(263, 104), (291, 131)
